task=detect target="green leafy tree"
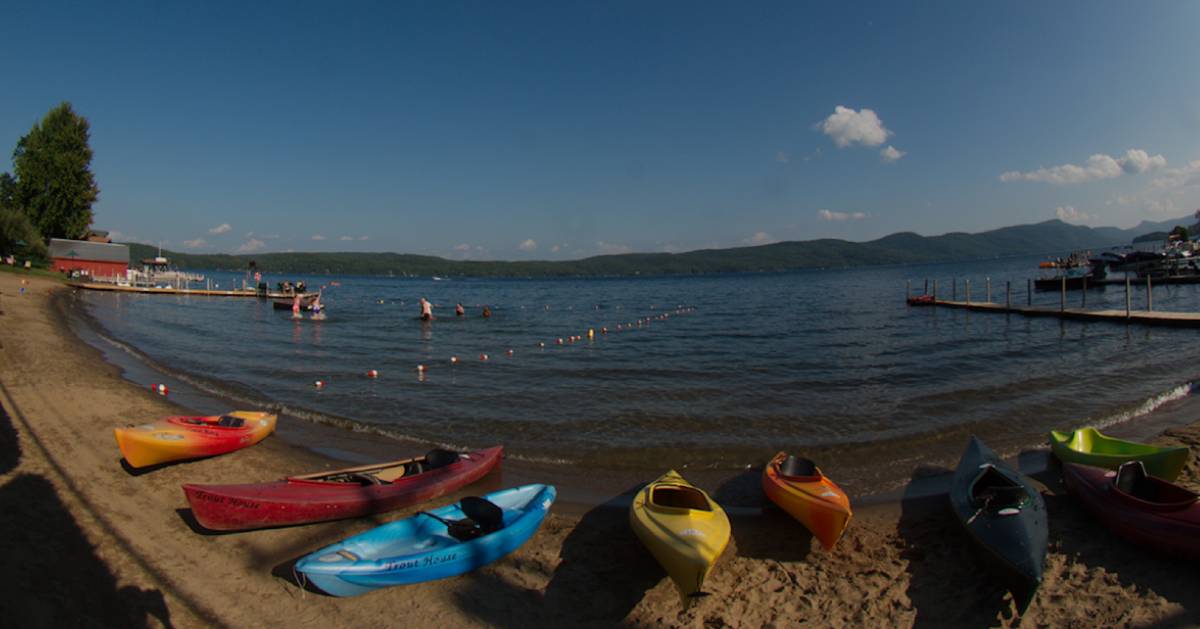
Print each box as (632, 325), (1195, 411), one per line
(1170, 225), (1190, 242)
(0, 173), (46, 258)
(12, 102), (99, 240)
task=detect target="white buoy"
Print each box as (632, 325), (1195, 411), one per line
(314, 380), (325, 388)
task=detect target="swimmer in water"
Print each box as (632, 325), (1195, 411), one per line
(311, 291), (326, 320)
(419, 297), (434, 321)
(455, 303), (465, 317)
(482, 305), (491, 318)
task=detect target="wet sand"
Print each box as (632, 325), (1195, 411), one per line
(2, 270), (1198, 627)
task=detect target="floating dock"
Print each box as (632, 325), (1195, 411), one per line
(68, 282), (259, 298)
(907, 297), (1200, 328)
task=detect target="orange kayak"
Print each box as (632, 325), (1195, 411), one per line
(114, 411), (277, 468)
(762, 452), (853, 551)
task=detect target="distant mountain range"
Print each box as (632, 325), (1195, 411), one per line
(125, 215), (1197, 278)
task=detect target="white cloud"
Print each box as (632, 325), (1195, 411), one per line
(818, 209), (868, 221)
(339, 235), (354, 241)
(550, 244), (563, 253)
(208, 223), (232, 235)
(880, 145), (906, 163)
(817, 105), (892, 148)
(1055, 205), (1093, 223)
(1000, 149), (1166, 184)
(311, 234), (327, 241)
(596, 241), (633, 255)
(743, 231), (776, 246)
(453, 243), (471, 252)
(518, 238), (537, 252)
(236, 238), (265, 253)
(358, 235), (369, 241)
(1152, 160), (1200, 190)
(182, 238), (207, 249)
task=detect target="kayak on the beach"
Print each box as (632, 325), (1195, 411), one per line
(949, 436), (1047, 613)
(1049, 427), (1189, 481)
(294, 484), (555, 597)
(114, 411), (277, 469)
(182, 446), (503, 531)
(1063, 461), (1200, 559)
(762, 451), (852, 551)
(629, 470), (730, 609)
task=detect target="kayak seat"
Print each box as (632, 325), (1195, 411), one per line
(404, 461), (426, 477)
(971, 466), (1027, 510)
(779, 455), (818, 478)
(216, 415), (245, 428)
(1115, 461), (1158, 501)
(423, 497), (505, 542)
(651, 485), (712, 511)
(424, 449), (461, 470)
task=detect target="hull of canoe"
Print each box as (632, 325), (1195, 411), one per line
(114, 412), (276, 468)
(949, 437), (1048, 612)
(295, 484), (555, 597)
(183, 446), (503, 531)
(1050, 428), (1189, 481)
(762, 452), (853, 551)
(629, 470), (731, 609)
(1062, 462), (1200, 559)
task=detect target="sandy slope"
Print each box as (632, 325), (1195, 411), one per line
(1, 271), (1198, 628)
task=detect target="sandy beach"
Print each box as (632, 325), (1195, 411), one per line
(2, 270), (1199, 628)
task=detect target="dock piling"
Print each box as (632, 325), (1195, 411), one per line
(965, 279), (971, 305)
(986, 277), (992, 303)
(1126, 276), (1131, 318)
(1147, 277), (1153, 312)
(1006, 281), (1011, 309)
(1060, 276), (1066, 312)
(1027, 279), (1032, 306)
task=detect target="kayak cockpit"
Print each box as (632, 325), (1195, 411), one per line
(307, 449), (463, 486)
(651, 485), (712, 511)
(970, 464), (1030, 514)
(1112, 461), (1199, 510)
(777, 454), (822, 481)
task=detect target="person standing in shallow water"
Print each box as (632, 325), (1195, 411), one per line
(455, 303), (465, 317)
(482, 305), (491, 318)
(419, 297), (434, 321)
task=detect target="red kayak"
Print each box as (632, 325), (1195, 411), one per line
(182, 446), (502, 531)
(1062, 461), (1200, 559)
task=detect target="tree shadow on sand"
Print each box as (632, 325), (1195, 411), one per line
(897, 465), (1014, 628)
(0, 473), (174, 628)
(451, 484), (663, 627)
(714, 467), (812, 562)
(0, 403), (21, 475)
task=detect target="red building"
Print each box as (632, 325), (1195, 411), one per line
(48, 238), (129, 279)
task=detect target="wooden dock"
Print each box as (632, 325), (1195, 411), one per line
(907, 298), (1200, 327)
(68, 282), (260, 298)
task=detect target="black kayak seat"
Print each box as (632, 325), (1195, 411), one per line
(779, 455), (817, 478)
(425, 497), (504, 542)
(1115, 461), (1158, 501)
(971, 465), (1028, 510)
(424, 449), (461, 470)
(404, 461), (425, 476)
(216, 415), (245, 428)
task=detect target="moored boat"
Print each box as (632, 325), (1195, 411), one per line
(294, 484), (555, 597)
(1049, 427), (1189, 481)
(114, 411), (277, 468)
(762, 452), (852, 551)
(1062, 461), (1200, 559)
(272, 292), (319, 310)
(629, 470), (730, 609)
(949, 437), (1047, 613)
(183, 446), (503, 531)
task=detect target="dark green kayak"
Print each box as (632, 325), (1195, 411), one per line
(949, 436), (1047, 613)
(1049, 427), (1189, 481)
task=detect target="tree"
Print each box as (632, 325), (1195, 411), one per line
(0, 173), (46, 258)
(1170, 225), (1190, 242)
(12, 102), (99, 241)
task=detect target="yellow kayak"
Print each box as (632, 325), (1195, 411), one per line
(629, 470), (731, 608)
(114, 411), (277, 468)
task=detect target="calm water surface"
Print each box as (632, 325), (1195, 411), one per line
(75, 256), (1200, 491)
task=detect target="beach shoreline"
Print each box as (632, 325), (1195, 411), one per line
(3, 271), (1199, 626)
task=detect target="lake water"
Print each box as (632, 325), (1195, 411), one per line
(73, 255), (1200, 493)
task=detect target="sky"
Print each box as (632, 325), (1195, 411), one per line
(3, 1), (1200, 260)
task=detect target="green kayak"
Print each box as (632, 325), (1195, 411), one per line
(1049, 427), (1189, 481)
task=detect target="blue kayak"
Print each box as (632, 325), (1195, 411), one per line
(295, 484), (556, 597)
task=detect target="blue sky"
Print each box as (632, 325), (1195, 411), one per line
(3, 2), (1199, 259)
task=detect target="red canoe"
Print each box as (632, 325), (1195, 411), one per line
(182, 446), (502, 531)
(1062, 461), (1200, 559)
